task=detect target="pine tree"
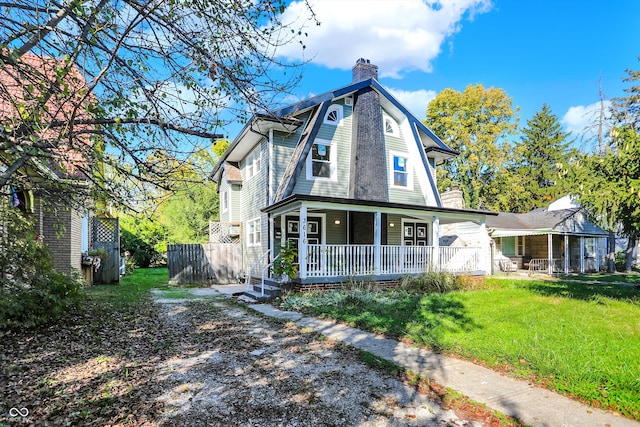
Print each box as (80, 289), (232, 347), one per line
(511, 104), (576, 212)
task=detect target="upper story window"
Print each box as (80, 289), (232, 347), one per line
(390, 151), (413, 190)
(306, 139), (337, 181)
(324, 104), (343, 126)
(246, 147), (261, 180)
(384, 117), (399, 136)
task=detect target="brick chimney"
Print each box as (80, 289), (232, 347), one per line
(352, 58), (378, 82)
(349, 59), (388, 201)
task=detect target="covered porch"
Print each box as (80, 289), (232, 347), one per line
(492, 231), (608, 275)
(259, 195), (492, 285)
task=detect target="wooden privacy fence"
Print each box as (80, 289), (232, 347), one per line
(167, 243), (242, 285)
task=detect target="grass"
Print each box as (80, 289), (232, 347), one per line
(279, 277), (640, 420)
(556, 271), (640, 284)
(87, 267), (170, 306)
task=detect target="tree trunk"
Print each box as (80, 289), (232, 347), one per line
(624, 231), (637, 273)
(608, 230), (616, 273)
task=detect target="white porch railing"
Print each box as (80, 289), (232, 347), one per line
(306, 244), (481, 278)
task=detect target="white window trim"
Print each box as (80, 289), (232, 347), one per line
(221, 188), (229, 213)
(323, 104), (343, 126)
(306, 139), (337, 181)
(389, 150), (413, 190)
(516, 236), (525, 256)
(384, 116), (399, 136)
(246, 217), (261, 247)
(246, 147), (262, 180)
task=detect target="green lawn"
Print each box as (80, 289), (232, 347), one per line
(87, 267), (170, 306)
(279, 277), (640, 420)
(555, 271), (640, 284)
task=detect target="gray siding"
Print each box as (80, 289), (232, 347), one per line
(239, 139), (269, 271)
(293, 101), (353, 198)
(325, 210), (347, 244)
(218, 179), (230, 223)
(384, 127), (427, 206)
(272, 111), (311, 189)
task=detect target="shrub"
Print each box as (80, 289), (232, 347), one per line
(0, 208), (84, 329)
(120, 228), (161, 268)
(399, 271), (466, 294)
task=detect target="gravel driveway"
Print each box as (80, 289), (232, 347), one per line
(151, 289), (479, 426)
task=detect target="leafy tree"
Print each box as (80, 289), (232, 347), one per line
(424, 84), (519, 210)
(159, 182), (220, 243)
(509, 104), (577, 212)
(567, 60), (640, 272)
(0, 0), (314, 210)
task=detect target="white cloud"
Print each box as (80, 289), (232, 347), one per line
(278, 0), (492, 78)
(388, 88), (437, 118)
(562, 101), (612, 136)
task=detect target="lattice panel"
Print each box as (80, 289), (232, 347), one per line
(92, 217), (118, 243)
(209, 221), (241, 244)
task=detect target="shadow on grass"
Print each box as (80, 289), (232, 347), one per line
(523, 279), (640, 303)
(299, 290), (479, 353)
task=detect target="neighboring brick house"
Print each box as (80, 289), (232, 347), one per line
(0, 52), (106, 280)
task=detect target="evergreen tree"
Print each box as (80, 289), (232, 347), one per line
(511, 104), (577, 212)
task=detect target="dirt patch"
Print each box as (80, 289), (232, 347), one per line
(0, 287), (509, 426)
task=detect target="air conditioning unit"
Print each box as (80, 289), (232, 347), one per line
(228, 223), (241, 236)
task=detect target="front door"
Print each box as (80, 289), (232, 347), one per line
(402, 222), (429, 246)
(284, 215), (323, 249)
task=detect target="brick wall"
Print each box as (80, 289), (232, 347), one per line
(37, 199), (84, 274)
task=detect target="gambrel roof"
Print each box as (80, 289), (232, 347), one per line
(212, 64), (458, 210)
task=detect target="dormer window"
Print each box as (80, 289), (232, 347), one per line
(324, 104), (343, 126)
(384, 117), (399, 136)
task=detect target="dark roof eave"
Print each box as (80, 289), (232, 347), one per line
(262, 194), (498, 216)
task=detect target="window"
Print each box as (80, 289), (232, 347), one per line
(384, 117), (398, 136)
(323, 104), (343, 126)
(390, 152), (412, 189)
(501, 236), (525, 256)
(246, 148), (261, 180)
(306, 140), (336, 180)
(247, 218), (261, 246)
(221, 189), (229, 213)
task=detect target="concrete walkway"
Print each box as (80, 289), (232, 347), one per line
(211, 284), (639, 427)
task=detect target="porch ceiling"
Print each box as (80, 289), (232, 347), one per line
(262, 194), (496, 223)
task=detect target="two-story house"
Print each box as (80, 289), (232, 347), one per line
(212, 59), (495, 293)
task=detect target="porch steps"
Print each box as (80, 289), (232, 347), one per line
(233, 283), (282, 303)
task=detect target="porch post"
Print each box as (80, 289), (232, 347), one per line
(269, 215), (275, 260)
(580, 236), (585, 273)
(432, 216), (440, 271)
(564, 234), (569, 274)
(299, 206), (308, 279)
(374, 211), (381, 275)
(595, 238), (600, 271)
(547, 233), (553, 274)
(479, 220), (486, 274)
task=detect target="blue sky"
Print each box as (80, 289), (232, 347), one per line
(228, 0), (639, 151)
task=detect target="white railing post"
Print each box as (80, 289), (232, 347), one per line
(299, 206), (307, 279)
(432, 216), (440, 271)
(374, 212), (381, 275)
